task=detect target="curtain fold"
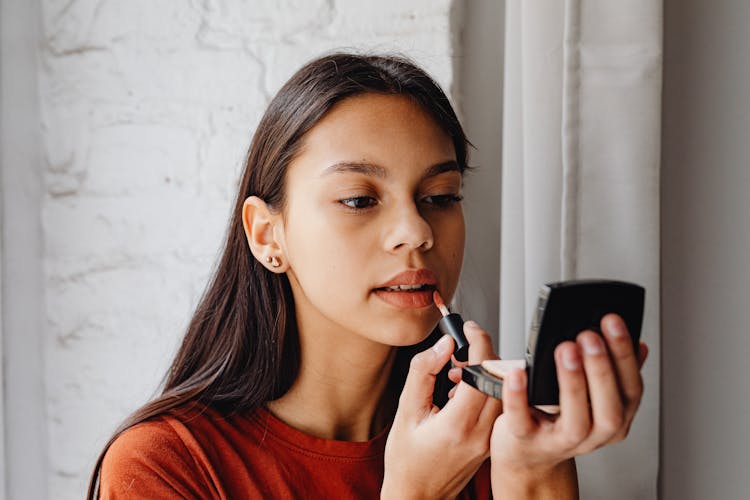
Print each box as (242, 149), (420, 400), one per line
(500, 1), (662, 498)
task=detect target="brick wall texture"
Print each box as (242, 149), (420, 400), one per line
(38, 1), (458, 497)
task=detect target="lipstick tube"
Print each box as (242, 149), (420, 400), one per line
(433, 291), (469, 362)
(438, 312), (469, 362)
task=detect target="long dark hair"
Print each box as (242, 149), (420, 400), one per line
(87, 52), (469, 497)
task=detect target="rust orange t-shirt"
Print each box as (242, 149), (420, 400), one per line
(100, 402), (491, 499)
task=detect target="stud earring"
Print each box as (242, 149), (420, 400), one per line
(266, 256), (281, 268)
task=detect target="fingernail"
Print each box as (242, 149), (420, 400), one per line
(562, 349), (581, 371)
(607, 319), (626, 338)
(508, 369), (525, 391)
(581, 335), (605, 355)
(433, 335), (452, 355)
(464, 320), (479, 330)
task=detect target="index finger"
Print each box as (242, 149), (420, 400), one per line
(397, 335), (455, 421)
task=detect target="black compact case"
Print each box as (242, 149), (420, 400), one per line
(462, 279), (645, 406)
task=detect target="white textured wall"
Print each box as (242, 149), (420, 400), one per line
(38, 1), (458, 497)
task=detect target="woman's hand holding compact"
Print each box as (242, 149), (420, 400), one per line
(486, 313), (649, 498)
(382, 325), (502, 499)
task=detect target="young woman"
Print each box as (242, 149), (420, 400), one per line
(90, 53), (648, 499)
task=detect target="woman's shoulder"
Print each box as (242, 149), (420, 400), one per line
(100, 403), (225, 498)
(103, 414), (187, 464)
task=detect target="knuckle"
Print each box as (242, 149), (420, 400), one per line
(559, 419), (590, 448)
(409, 351), (430, 372)
(625, 386), (644, 407)
(560, 434), (581, 450)
(598, 413), (625, 436)
(511, 420), (534, 439)
(443, 431), (464, 447)
(615, 420), (634, 441)
(610, 431), (626, 444)
(446, 426), (486, 452)
(497, 414), (531, 439)
(512, 427), (533, 440)
(475, 328), (491, 341)
(465, 435), (490, 457)
(566, 424), (590, 446)
(615, 422), (633, 442)
(631, 376), (645, 398)
(475, 441), (491, 458)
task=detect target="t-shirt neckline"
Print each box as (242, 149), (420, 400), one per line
(249, 405), (390, 461)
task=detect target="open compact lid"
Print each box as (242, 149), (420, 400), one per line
(461, 279), (645, 407)
(525, 279), (645, 406)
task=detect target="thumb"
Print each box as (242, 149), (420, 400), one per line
(397, 335), (454, 422)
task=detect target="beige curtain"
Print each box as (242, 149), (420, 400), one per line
(499, 0), (662, 497)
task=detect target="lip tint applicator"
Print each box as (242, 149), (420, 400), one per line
(433, 290), (469, 362)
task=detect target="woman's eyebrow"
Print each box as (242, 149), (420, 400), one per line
(320, 160), (459, 179)
(321, 162), (388, 178)
(423, 160), (460, 178)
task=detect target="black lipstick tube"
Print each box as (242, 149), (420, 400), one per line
(437, 313), (469, 362)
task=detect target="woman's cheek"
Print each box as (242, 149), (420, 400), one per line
(439, 215), (465, 294)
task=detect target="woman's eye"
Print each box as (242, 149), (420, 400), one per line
(339, 196), (378, 210)
(421, 194), (463, 207)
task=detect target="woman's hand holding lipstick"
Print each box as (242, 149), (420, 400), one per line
(382, 324), (502, 500)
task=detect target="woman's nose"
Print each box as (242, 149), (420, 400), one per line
(383, 203), (434, 253)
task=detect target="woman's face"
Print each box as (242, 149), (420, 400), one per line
(279, 93), (465, 348)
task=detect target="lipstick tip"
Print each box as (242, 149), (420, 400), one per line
(433, 290), (450, 316)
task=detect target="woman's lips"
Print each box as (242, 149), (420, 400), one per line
(373, 288), (435, 308)
(373, 268), (438, 309)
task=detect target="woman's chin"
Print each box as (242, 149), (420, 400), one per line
(373, 320), (439, 348)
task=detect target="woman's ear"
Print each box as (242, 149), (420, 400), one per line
(242, 196), (288, 273)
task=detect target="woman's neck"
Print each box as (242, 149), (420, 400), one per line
(266, 326), (397, 442)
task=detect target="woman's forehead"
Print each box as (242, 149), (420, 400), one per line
(290, 93), (456, 179)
